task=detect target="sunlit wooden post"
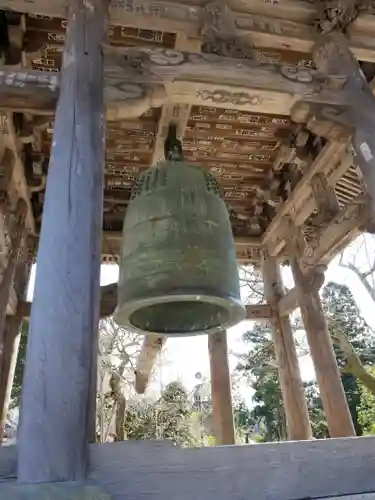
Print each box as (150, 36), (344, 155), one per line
(208, 331), (235, 445)
(0, 259), (31, 440)
(17, 0), (108, 483)
(291, 259), (355, 437)
(262, 252), (312, 441)
(0, 199), (26, 367)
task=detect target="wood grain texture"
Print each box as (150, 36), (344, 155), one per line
(87, 438), (375, 500)
(208, 331), (235, 445)
(2, 0), (375, 61)
(291, 258), (355, 438)
(135, 334), (166, 394)
(262, 253), (312, 441)
(3, 438), (375, 498)
(0, 200), (27, 377)
(17, 0), (108, 483)
(0, 317), (23, 441)
(0, 482), (113, 499)
(313, 33), (375, 218)
(262, 141), (350, 257)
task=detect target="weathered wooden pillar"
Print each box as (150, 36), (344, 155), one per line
(0, 259), (31, 440)
(312, 33), (375, 217)
(291, 259), (355, 437)
(208, 331), (235, 445)
(0, 316), (22, 440)
(262, 252), (312, 441)
(0, 199), (26, 362)
(18, 0), (108, 483)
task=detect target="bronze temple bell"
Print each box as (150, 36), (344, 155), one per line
(114, 126), (245, 336)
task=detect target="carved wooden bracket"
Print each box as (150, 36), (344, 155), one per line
(200, 0), (254, 59)
(313, 1), (367, 35)
(291, 100), (354, 142)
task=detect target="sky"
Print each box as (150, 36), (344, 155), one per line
(26, 234), (375, 407)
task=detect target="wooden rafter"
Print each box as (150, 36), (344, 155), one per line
(278, 195), (372, 317)
(0, 50), (345, 117)
(262, 141), (353, 257)
(101, 231), (264, 264)
(2, 0), (375, 61)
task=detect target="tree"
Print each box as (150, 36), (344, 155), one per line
(323, 281), (375, 435)
(233, 399), (253, 443)
(358, 367), (375, 434)
(124, 381), (197, 447)
(96, 316), (144, 442)
(304, 382), (328, 439)
(236, 322), (332, 441)
(236, 323), (286, 442)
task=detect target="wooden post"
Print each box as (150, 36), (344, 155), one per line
(17, 0), (108, 483)
(313, 33), (375, 218)
(0, 316), (22, 440)
(0, 199), (26, 361)
(291, 258), (355, 438)
(208, 331), (235, 445)
(262, 253), (312, 441)
(0, 259), (31, 440)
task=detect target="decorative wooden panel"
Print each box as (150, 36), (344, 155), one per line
(24, 14), (176, 72)
(184, 106), (294, 231)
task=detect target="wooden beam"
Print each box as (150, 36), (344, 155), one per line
(278, 287), (299, 317)
(17, 0), (108, 483)
(0, 200), (26, 366)
(0, 316), (22, 441)
(135, 334), (166, 394)
(262, 141), (351, 257)
(102, 231), (263, 264)
(208, 331), (235, 445)
(291, 256), (356, 438)
(301, 196), (372, 272)
(268, 56), (375, 260)
(310, 172), (341, 221)
(0, 70), (58, 114)
(0, 49), (346, 116)
(150, 33), (201, 166)
(3, 0), (375, 61)
(19, 292), (272, 323)
(0, 259), (30, 440)
(312, 33), (375, 218)
(262, 252), (312, 441)
(20, 295), (272, 399)
(277, 197), (371, 317)
(1, 112), (36, 234)
(245, 303), (272, 320)
(104, 46), (345, 116)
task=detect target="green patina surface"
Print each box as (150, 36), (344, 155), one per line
(0, 482), (112, 500)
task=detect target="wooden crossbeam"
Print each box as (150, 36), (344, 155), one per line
(102, 231), (263, 264)
(2, 0), (375, 61)
(262, 141), (352, 257)
(301, 197), (372, 271)
(278, 196), (372, 316)
(17, 286), (272, 321)
(0, 51), (344, 116)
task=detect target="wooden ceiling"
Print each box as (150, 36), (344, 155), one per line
(0, 2), (370, 265)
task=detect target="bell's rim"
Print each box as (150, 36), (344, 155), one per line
(114, 293), (246, 337)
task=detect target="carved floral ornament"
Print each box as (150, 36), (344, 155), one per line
(197, 89), (263, 106)
(120, 47), (323, 90)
